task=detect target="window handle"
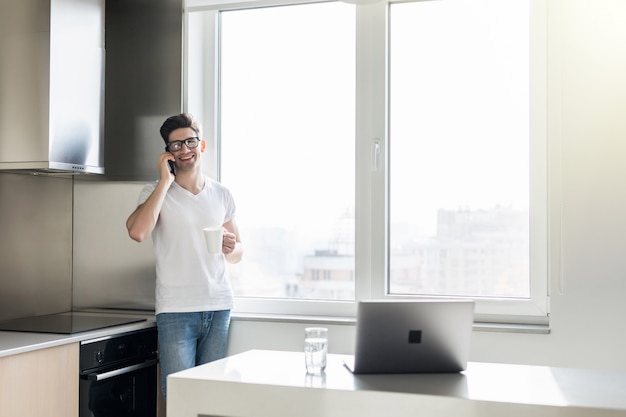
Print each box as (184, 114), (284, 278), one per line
(372, 139), (381, 171)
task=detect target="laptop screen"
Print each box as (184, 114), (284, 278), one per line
(347, 299), (474, 374)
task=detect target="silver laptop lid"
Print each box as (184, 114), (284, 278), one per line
(350, 299), (474, 374)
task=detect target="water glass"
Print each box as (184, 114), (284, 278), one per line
(304, 327), (328, 375)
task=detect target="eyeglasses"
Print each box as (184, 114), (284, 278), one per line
(166, 137), (200, 152)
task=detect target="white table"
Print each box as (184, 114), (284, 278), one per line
(168, 350), (626, 417)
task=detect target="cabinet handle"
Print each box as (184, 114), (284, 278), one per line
(81, 358), (158, 381)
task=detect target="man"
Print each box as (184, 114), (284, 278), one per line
(126, 113), (242, 399)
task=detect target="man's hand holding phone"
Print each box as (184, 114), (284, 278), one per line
(159, 152), (176, 184)
(167, 160), (176, 176)
(164, 143), (176, 177)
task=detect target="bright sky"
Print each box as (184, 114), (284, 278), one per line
(218, 0), (529, 238)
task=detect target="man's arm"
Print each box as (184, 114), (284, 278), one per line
(126, 153), (175, 242)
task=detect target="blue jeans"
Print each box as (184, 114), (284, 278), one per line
(156, 310), (231, 399)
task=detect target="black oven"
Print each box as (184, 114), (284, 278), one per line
(79, 327), (158, 417)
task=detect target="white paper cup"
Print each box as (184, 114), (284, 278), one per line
(203, 227), (223, 254)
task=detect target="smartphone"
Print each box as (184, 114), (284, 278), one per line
(167, 160), (176, 176)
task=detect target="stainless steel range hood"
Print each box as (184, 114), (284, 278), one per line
(0, 0), (105, 175)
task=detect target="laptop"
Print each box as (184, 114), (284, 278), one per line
(344, 299), (475, 374)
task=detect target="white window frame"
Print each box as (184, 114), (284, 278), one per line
(184, 0), (550, 327)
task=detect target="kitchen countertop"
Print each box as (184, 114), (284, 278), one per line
(168, 350), (626, 417)
(0, 311), (156, 358)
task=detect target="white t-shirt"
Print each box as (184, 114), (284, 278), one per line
(138, 176), (236, 314)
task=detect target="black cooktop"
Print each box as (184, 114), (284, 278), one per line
(0, 312), (147, 334)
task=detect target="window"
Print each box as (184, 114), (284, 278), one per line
(219, 2), (356, 302)
(389, 0), (531, 299)
(186, 0), (548, 323)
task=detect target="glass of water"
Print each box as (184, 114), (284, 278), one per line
(304, 327), (328, 375)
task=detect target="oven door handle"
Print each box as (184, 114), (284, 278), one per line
(81, 358), (159, 382)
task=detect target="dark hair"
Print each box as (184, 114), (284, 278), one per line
(159, 113), (201, 144)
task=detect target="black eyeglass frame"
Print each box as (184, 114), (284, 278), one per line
(165, 137), (200, 152)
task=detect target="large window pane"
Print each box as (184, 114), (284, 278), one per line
(219, 3), (356, 301)
(389, 0), (531, 298)
(188, 0), (547, 321)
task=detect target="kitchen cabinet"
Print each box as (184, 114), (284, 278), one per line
(0, 343), (79, 417)
(103, 0), (183, 180)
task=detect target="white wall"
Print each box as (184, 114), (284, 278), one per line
(225, 0), (626, 372)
